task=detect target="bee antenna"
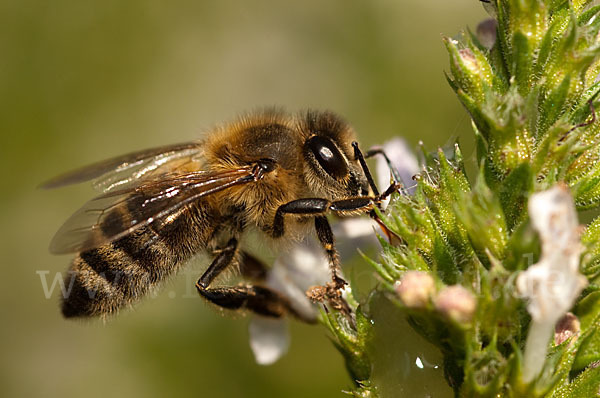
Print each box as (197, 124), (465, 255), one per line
(351, 141), (380, 197)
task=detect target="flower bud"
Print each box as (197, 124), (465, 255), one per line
(444, 36), (494, 104)
(554, 312), (580, 346)
(458, 48), (479, 74)
(434, 285), (476, 323)
(395, 271), (435, 308)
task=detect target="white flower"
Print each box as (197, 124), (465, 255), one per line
(249, 138), (419, 365)
(248, 317), (290, 365)
(375, 137), (420, 203)
(516, 185), (587, 382)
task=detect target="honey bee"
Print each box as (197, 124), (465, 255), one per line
(44, 110), (400, 320)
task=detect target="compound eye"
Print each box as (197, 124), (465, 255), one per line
(307, 136), (348, 180)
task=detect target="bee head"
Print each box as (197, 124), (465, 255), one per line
(300, 110), (370, 199)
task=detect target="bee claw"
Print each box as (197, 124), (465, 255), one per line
(333, 274), (347, 290)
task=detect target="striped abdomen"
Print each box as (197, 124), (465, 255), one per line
(61, 202), (214, 318)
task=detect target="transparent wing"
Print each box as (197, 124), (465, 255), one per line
(40, 142), (202, 191)
(49, 167), (255, 254)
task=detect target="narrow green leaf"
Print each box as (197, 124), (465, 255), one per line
(571, 168), (600, 210)
(475, 125), (488, 166)
(535, 17), (565, 78)
(572, 327), (600, 372)
(512, 32), (532, 94)
(567, 365), (600, 397)
(539, 75), (572, 134)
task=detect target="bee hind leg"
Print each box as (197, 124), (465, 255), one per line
(196, 240), (304, 320)
(197, 284), (298, 319)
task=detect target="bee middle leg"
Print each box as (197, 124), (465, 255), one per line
(195, 239), (300, 319)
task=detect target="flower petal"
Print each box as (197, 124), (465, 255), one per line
(333, 218), (380, 260)
(375, 138), (420, 208)
(517, 185), (588, 382)
(267, 238), (330, 321)
(249, 316), (290, 365)
(517, 185), (586, 323)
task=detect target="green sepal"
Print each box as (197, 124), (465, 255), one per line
(569, 83), (600, 123)
(455, 171), (508, 264)
(573, 0), (595, 14)
(577, 5), (600, 25)
(570, 165), (600, 210)
(567, 293), (600, 373)
(488, 40), (511, 91)
(512, 32), (532, 95)
(443, 36), (493, 104)
(456, 89), (492, 140)
(503, 220), (541, 271)
(538, 75), (572, 135)
(498, 163), (534, 231)
(461, 336), (508, 397)
(582, 217), (600, 276)
(322, 306), (373, 382)
(431, 229), (462, 285)
(535, 14), (568, 80)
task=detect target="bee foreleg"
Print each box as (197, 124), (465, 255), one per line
(272, 195), (397, 290)
(363, 147), (403, 185)
(272, 198), (330, 238)
(352, 141), (379, 197)
(354, 142), (406, 201)
(273, 197), (374, 277)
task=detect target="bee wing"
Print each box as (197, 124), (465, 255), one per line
(40, 142), (202, 191)
(49, 167), (255, 254)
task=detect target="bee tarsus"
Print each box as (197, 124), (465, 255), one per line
(352, 141), (380, 197)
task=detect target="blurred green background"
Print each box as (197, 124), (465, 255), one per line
(1, 1), (486, 397)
